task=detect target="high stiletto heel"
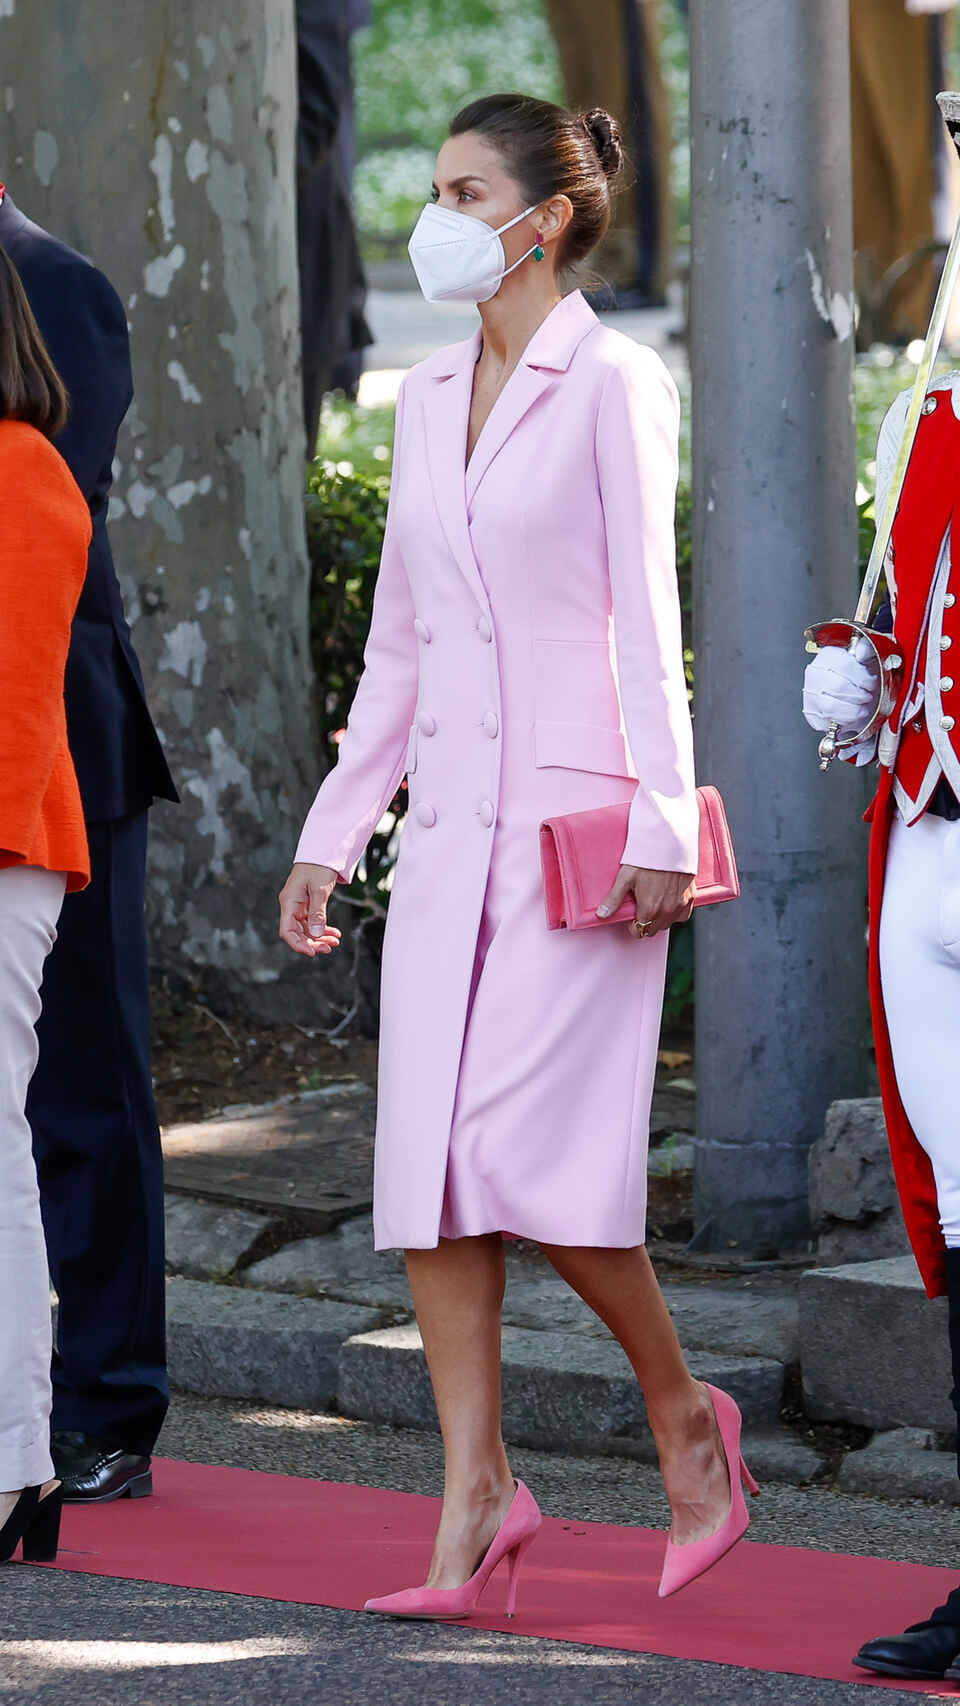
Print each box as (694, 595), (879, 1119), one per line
(504, 1530), (537, 1618)
(22, 1485), (64, 1561)
(364, 1479), (542, 1621)
(0, 1483), (63, 1564)
(657, 1383), (760, 1599)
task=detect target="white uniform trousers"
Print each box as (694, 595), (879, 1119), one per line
(0, 865), (65, 1490)
(879, 811), (960, 1246)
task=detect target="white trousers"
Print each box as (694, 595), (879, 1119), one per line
(0, 866), (65, 1490)
(879, 812), (960, 1247)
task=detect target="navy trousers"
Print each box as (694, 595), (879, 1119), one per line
(27, 810), (168, 1455)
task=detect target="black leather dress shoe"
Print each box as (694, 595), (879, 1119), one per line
(853, 1622), (960, 1679)
(51, 1431), (153, 1504)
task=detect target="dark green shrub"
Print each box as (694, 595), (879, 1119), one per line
(305, 465), (406, 900)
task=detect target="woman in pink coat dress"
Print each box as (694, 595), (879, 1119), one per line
(280, 94), (757, 1611)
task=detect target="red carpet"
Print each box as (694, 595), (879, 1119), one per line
(40, 1458), (959, 1693)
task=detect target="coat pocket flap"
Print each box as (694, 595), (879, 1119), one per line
(534, 719), (632, 778)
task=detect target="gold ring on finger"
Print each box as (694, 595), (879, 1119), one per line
(631, 918), (652, 937)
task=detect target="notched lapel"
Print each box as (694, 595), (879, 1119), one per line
(465, 364), (555, 510)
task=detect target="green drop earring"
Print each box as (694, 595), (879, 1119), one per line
(533, 230), (545, 262)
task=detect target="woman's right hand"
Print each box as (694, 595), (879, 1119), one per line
(802, 640), (880, 735)
(278, 862), (343, 957)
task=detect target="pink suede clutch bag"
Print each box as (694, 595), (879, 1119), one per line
(539, 785), (740, 931)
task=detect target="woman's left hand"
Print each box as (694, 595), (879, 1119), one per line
(596, 865), (696, 938)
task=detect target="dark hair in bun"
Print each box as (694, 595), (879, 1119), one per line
(582, 108), (624, 181)
(449, 92), (624, 269)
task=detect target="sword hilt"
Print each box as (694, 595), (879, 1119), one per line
(818, 724), (841, 770)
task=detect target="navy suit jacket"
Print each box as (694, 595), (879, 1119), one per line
(0, 192), (178, 822)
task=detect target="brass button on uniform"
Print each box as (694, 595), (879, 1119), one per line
(941, 716), (956, 732)
(945, 593), (957, 608)
(941, 677), (955, 693)
(942, 635), (953, 651)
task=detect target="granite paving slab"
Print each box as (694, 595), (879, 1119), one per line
(161, 1083), (376, 1229)
(242, 1216), (798, 1363)
(164, 1194), (275, 1280)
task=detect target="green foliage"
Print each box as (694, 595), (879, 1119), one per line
(664, 922), (694, 1029)
(317, 394), (396, 478)
(305, 464), (405, 901)
(353, 0), (563, 250)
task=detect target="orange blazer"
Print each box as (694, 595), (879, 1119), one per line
(0, 418), (92, 891)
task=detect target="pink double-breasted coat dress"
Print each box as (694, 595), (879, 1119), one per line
(296, 290), (698, 1250)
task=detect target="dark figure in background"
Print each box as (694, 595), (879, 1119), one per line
(849, 0), (954, 342)
(330, 0), (374, 400)
(0, 186), (179, 1504)
(297, 0), (373, 449)
(546, 0), (673, 308)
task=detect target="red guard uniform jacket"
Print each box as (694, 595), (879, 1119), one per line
(867, 385), (960, 1298)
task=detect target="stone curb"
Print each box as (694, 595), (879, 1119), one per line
(166, 1277), (380, 1411)
(337, 1323), (784, 1455)
(160, 1273), (960, 1497)
(835, 1428), (960, 1504)
(800, 1258), (953, 1432)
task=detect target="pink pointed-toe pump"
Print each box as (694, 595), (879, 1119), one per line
(364, 1479), (542, 1621)
(658, 1383), (760, 1599)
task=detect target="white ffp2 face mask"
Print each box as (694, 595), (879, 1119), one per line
(407, 202), (539, 304)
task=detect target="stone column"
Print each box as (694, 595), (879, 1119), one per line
(689, 0), (869, 1251)
(1, 1), (324, 1020)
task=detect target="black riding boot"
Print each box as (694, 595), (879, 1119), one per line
(853, 1250), (960, 1679)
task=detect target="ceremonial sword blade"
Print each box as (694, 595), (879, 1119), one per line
(855, 91), (960, 626)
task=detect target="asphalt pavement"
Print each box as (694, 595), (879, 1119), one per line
(2, 1394), (956, 1706)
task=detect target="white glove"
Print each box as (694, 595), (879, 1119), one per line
(802, 639), (880, 735)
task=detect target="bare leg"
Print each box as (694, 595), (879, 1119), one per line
(405, 1234), (516, 1589)
(539, 1242), (730, 1547)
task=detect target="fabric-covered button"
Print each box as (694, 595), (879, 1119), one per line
(414, 802), (437, 827)
(476, 615), (492, 642)
(941, 678), (955, 693)
(941, 716), (956, 732)
(478, 799), (495, 827)
(413, 618), (432, 643)
(482, 710), (499, 738)
(945, 593), (957, 608)
(416, 710), (437, 735)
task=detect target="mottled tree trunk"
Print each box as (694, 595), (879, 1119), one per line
(1, 1), (339, 1022)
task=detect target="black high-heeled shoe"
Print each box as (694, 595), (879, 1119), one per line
(0, 1484), (64, 1563)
